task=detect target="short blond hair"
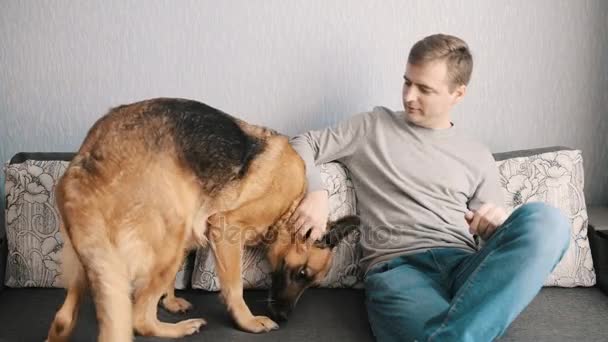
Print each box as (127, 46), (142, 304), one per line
(408, 34), (473, 91)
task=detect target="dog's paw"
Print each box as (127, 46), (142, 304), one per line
(162, 296), (193, 313)
(240, 315), (279, 333)
(175, 318), (207, 336)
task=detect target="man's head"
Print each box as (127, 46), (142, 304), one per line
(403, 34), (473, 129)
(266, 215), (360, 321)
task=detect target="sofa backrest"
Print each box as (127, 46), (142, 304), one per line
(1, 146), (594, 290)
(493, 146), (574, 161)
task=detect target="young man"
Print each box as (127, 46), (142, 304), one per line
(289, 34), (570, 342)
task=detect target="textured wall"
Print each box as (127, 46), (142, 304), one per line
(1, 1), (607, 234)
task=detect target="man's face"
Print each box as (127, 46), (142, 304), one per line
(402, 60), (466, 129)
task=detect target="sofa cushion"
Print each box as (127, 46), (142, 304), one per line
(3, 158), (68, 287)
(495, 148), (594, 287)
(191, 162), (361, 290)
(2, 154), (193, 289)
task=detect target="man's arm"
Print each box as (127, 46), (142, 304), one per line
(289, 111), (371, 240)
(466, 152), (508, 240)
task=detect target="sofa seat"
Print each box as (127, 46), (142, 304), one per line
(0, 287), (607, 341)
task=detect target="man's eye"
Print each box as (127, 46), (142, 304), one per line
(420, 88), (430, 94)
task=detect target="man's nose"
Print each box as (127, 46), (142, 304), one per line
(403, 84), (418, 103)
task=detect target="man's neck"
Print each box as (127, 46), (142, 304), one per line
(407, 118), (453, 130)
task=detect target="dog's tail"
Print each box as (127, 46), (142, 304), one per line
(49, 172), (133, 342)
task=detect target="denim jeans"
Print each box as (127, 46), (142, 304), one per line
(364, 202), (571, 342)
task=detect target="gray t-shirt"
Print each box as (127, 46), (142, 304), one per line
(290, 106), (503, 273)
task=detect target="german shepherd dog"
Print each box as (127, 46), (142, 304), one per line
(46, 98), (359, 341)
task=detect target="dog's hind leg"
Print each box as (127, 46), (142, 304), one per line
(161, 284), (192, 314)
(160, 252), (193, 314)
(47, 235), (86, 342)
(68, 215), (133, 342)
(133, 251), (206, 338)
(160, 206), (210, 314)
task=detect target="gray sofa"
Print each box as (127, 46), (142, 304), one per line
(1, 146), (607, 342)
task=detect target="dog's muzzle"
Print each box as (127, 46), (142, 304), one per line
(268, 301), (292, 322)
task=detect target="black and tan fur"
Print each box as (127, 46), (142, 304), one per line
(46, 98), (359, 342)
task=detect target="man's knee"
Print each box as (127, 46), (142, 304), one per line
(506, 202), (570, 254)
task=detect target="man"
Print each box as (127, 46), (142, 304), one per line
(289, 34), (570, 342)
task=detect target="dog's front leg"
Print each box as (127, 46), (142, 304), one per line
(210, 225), (279, 333)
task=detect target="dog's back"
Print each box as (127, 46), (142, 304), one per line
(73, 98), (264, 191)
(48, 98), (285, 342)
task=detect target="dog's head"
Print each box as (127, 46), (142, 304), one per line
(266, 215), (360, 321)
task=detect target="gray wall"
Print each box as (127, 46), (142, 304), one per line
(1, 0), (607, 234)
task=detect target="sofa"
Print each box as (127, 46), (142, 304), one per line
(1, 146), (608, 342)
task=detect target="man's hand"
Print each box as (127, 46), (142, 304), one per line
(290, 190), (329, 241)
(465, 203), (508, 241)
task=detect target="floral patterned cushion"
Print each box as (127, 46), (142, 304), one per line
(496, 149), (594, 287)
(3, 158), (193, 289)
(191, 162), (361, 290)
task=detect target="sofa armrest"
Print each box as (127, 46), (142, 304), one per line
(0, 231), (6, 292)
(588, 206), (608, 294)
(588, 207), (608, 231)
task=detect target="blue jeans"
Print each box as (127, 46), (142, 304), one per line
(364, 202), (570, 342)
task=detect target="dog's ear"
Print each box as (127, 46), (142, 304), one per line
(315, 215), (360, 249)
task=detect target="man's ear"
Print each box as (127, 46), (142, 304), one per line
(451, 84), (467, 105)
(315, 215), (360, 249)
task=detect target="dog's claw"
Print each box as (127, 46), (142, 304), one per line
(241, 315), (279, 333)
(176, 318), (207, 336)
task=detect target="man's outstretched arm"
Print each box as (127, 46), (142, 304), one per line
(289, 112), (371, 240)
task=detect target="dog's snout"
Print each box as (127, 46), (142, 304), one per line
(268, 303), (292, 322)
(276, 309), (290, 322)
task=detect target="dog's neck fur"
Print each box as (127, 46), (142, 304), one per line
(265, 190), (306, 245)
